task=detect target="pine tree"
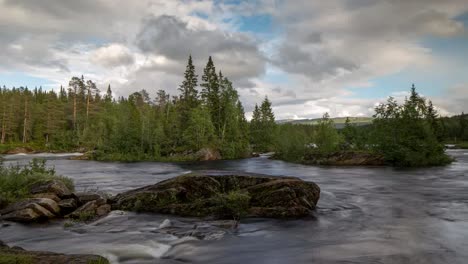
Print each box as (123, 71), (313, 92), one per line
(250, 104), (261, 148)
(105, 85), (113, 103)
(178, 55), (199, 108)
(85, 80), (99, 123)
(259, 96), (276, 151)
(68, 77), (82, 133)
(200, 56), (221, 134)
(342, 117), (357, 149)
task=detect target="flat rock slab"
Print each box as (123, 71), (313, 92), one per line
(110, 172), (320, 218)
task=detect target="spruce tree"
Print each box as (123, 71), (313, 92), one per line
(178, 55), (199, 108)
(200, 56), (221, 135)
(105, 85), (113, 103)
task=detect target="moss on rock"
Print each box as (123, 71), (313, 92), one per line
(110, 172), (320, 218)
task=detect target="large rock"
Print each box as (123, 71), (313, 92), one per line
(29, 180), (72, 198)
(196, 148), (222, 161)
(0, 199), (58, 222)
(110, 172), (320, 218)
(0, 240), (109, 264)
(67, 198), (108, 220)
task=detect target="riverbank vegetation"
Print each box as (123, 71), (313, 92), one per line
(0, 158), (74, 206)
(0, 56), (253, 161)
(274, 85), (460, 167)
(0, 54), (466, 166)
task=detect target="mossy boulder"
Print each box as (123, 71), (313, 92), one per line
(110, 172), (320, 218)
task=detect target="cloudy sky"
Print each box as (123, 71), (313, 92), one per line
(1, 0), (467, 119)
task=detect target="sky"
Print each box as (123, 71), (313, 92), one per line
(0, 0), (467, 119)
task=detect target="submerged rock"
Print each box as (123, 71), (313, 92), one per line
(0, 240), (109, 264)
(154, 219), (237, 240)
(110, 172), (320, 218)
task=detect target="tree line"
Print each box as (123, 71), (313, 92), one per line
(1, 60), (465, 166)
(274, 85), (465, 166)
(0, 56), (274, 161)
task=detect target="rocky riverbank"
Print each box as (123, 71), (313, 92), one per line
(2, 173), (320, 222)
(302, 151), (385, 166)
(0, 240), (109, 264)
(0, 180), (110, 223)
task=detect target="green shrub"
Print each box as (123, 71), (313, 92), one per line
(0, 253), (34, 264)
(0, 158), (74, 206)
(212, 190), (251, 220)
(77, 211), (96, 222)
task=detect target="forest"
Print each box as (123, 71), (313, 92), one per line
(0, 56), (467, 166)
(0, 56), (271, 161)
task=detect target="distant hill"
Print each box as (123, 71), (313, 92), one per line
(277, 117), (373, 128)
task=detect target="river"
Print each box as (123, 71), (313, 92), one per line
(1, 150), (468, 263)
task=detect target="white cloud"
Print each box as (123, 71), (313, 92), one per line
(0, 0), (466, 119)
(90, 44), (135, 68)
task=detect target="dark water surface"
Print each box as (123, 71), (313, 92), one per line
(1, 150), (468, 263)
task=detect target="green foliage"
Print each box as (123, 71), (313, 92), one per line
(250, 97), (277, 152)
(455, 142), (468, 149)
(0, 158), (74, 205)
(183, 105), (216, 151)
(274, 124), (311, 161)
(213, 190), (251, 220)
(371, 85), (452, 166)
(439, 113), (468, 143)
(87, 258), (110, 264)
(77, 211), (96, 222)
(342, 117), (357, 149)
(0, 254), (34, 264)
(273, 85), (453, 167)
(315, 113), (342, 154)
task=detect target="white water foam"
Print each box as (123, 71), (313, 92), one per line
(102, 241), (172, 264)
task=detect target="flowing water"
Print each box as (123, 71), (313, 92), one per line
(1, 150), (468, 263)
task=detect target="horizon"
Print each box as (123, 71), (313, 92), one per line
(1, 1), (467, 119)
